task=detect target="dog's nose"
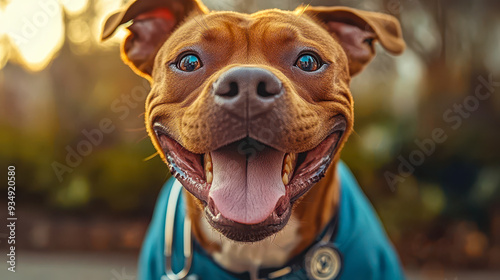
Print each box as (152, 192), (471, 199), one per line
(213, 67), (283, 118)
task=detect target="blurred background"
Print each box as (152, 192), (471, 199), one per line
(0, 0), (499, 279)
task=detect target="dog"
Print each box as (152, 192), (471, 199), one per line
(102, 0), (406, 279)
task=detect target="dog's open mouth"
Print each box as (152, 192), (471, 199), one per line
(153, 119), (345, 242)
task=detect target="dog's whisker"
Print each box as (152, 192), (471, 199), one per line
(351, 129), (361, 139)
(272, 238), (285, 250)
(193, 18), (211, 40)
(135, 134), (150, 144)
(143, 152), (159, 161)
(271, 233), (278, 244)
(199, 13), (210, 29)
(193, 17), (209, 33)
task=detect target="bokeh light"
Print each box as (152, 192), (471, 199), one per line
(0, 0), (125, 71)
(60, 0), (89, 16)
(1, 0), (64, 71)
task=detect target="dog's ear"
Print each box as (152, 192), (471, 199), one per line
(300, 6), (405, 75)
(101, 0), (208, 78)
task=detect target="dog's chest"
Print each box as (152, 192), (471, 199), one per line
(200, 215), (301, 276)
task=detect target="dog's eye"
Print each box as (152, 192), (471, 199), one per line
(295, 54), (320, 72)
(177, 54), (202, 72)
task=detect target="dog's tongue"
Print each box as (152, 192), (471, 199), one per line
(209, 143), (286, 225)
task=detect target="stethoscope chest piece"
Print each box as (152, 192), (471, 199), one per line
(305, 242), (342, 280)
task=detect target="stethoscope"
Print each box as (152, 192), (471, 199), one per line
(161, 180), (194, 280)
(161, 180), (342, 280)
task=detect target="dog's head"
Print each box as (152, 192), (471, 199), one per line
(102, 0), (404, 242)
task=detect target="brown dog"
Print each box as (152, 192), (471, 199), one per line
(102, 0), (405, 279)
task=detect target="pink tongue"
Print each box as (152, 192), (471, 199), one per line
(209, 143), (286, 225)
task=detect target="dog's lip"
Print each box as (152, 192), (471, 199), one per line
(152, 116), (346, 241)
(153, 125), (209, 201)
(288, 116), (346, 201)
(204, 195), (292, 242)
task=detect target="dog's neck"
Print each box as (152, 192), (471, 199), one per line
(186, 161), (340, 274)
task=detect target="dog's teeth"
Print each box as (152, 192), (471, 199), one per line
(204, 153), (212, 168)
(206, 171), (213, 184)
(204, 153), (213, 184)
(282, 173), (289, 185)
(284, 163), (291, 174)
(281, 153), (297, 186)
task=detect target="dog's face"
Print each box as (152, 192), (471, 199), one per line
(103, 0), (404, 242)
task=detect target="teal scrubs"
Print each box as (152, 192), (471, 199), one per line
(138, 161), (405, 279)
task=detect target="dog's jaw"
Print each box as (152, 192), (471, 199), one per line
(187, 156), (341, 270)
(199, 213), (301, 276)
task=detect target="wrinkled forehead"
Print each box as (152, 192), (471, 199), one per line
(161, 9), (339, 59)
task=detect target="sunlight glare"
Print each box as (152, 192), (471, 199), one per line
(0, 0), (129, 71)
(0, 36), (10, 69)
(60, 0), (89, 16)
(2, 0), (64, 71)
